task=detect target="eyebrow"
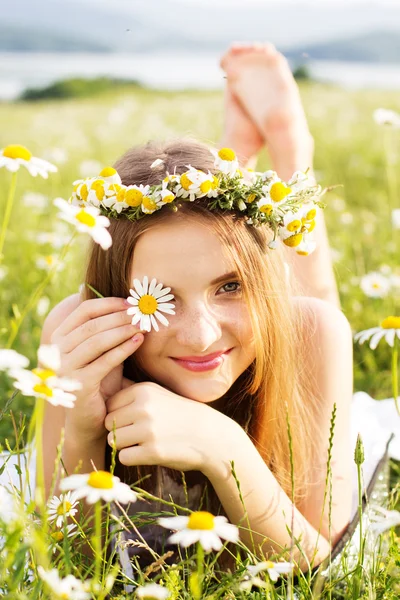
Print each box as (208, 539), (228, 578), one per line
(210, 271), (239, 285)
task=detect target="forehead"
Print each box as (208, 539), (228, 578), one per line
(131, 218), (234, 287)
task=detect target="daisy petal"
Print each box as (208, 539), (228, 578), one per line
(148, 278), (157, 295)
(385, 329), (396, 347)
(133, 278), (144, 296)
(150, 314), (159, 332)
(369, 330), (386, 350)
(154, 310), (169, 327)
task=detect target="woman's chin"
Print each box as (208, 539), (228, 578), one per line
(165, 379), (230, 403)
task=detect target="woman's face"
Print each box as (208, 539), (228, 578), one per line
(130, 217), (256, 403)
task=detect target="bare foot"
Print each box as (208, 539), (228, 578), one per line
(222, 43), (314, 179)
(219, 46), (264, 164)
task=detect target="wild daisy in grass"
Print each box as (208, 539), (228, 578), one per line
(59, 470), (138, 504)
(0, 144), (57, 178)
(47, 492), (79, 528)
(158, 510), (239, 552)
(373, 108), (400, 128)
(37, 566), (91, 600)
(10, 344), (81, 408)
(127, 276), (175, 332)
(0, 486), (18, 524)
(136, 583), (171, 599)
(50, 523), (78, 549)
(0, 349), (29, 372)
(360, 272), (391, 298)
(35, 254), (64, 272)
(354, 316), (400, 349)
(54, 197), (112, 250)
(239, 560), (294, 590)
(210, 147), (239, 176)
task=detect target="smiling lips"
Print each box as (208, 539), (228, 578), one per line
(170, 348), (233, 372)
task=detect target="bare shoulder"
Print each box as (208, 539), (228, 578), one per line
(40, 292), (82, 343)
(292, 295), (352, 345)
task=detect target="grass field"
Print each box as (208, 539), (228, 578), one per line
(0, 82), (400, 598)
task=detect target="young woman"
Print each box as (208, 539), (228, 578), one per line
(38, 135), (353, 576)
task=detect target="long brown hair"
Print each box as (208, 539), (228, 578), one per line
(82, 138), (321, 513)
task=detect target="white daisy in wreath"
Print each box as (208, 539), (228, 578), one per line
(158, 510), (239, 552)
(210, 147), (239, 177)
(126, 276), (175, 332)
(59, 470), (137, 505)
(47, 492), (79, 528)
(0, 144), (58, 178)
(54, 197), (112, 250)
(354, 316), (400, 349)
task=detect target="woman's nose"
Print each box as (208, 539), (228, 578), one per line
(174, 304), (223, 352)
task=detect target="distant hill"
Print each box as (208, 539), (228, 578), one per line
(0, 24), (112, 53)
(285, 31), (400, 64)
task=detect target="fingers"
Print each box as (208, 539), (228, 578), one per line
(60, 308), (136, 354)
(85, 332), (144, 385)
(54, 297), (129, 338)
(106, 423), (146, 449)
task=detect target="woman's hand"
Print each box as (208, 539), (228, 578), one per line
(50, 296), (145, 442)
(104, 382), (240, 474)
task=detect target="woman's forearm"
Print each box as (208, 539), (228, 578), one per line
(202, 423), (331, 571)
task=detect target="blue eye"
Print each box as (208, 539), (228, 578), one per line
(219, 281), (241, 295)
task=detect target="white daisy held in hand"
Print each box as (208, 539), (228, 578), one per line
(47, 492), (79, 528)
(54, 197), (112, 250)
(60, 470), (138, 504)
(127, 276), (175, 332)
(136, 582), (171, 599)
(158, 510), (239, 552)
(354, 316), (400, 350)
(38, 566), (90, 600)
(0, 144), (57, 178)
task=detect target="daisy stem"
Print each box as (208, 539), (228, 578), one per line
(196, 541), (204, 597)
(6, 230), (76, 348)
(0, 171), (18, 263)
(392, 337), (400, 417)
(93, 500), (103, 585)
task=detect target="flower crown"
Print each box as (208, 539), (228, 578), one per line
(69, 147), (327, 256)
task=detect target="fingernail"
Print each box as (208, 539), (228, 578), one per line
(123, 299), (131, 306)
(132, 333), (143, 343)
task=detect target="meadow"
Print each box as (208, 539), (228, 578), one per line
(0, 81), (400, 598)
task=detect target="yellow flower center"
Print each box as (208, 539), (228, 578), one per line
(180, 173), (193, 190)
(116, 188), (126, 202)
(57, 501), (72, 515)
(287, 220), (301, 232)
(32, 367), (56, 381)
(45, 255), (54, 265)
(125, 189), (143, 207)
(138, 294), (158, 315)
(200, 180), (212, 193)
(283, 233), (303, 248)
(108, 183), (121, 194)
(247, 193), (257, 203)
(87, 470), (114, 489)
(2, 144), (32, 161)
(142, 197), (157, 211)
(33, 383), (53, 397)
(99, 167), (117, 177)
(51, 531), (64, 542)
(305, 208), (317, 220)
(187, 511), (215, 530)
(162, 194), (175, 204)
(211, 175), (219, 189)
(218, 148), (236, 162)
(80, 184), (89, 201)
(259, 204), (272, 215)
(381, 316), (400, 329)
(75, 210), (96, 228)
(296, 249), (310, 256)
(265, 561), (275, 569)
(91, 180), (105, 200)
(270, 182), (292, 203)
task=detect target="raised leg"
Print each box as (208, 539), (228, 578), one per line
(219, 43), (340, 308)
